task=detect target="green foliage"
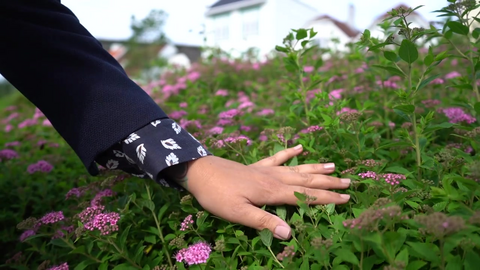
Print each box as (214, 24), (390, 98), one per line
(1, 2), (480, 270)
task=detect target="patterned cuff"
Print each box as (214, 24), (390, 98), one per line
(95, 118), (212, 190)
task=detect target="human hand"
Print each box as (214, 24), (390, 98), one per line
(179, 145), (351, 240)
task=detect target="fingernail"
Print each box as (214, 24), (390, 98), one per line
(341, 178), (351, 184)
(294, 144), (303, 150)
(274, 225), (291, 240)
(324, 163), (335, 169)
(340, 194), (351, 200)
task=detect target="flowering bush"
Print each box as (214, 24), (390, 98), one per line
(2, 1), (480, 269)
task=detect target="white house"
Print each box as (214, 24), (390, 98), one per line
(304, 4), (359, 52)
(204, 0), (318, 58)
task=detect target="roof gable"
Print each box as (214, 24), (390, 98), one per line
(312, 15), (360, 38)
(211, 0), (244, 8)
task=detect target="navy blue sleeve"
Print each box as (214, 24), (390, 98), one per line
(0, 0), (169, 175)
(95, 119), (212, 190)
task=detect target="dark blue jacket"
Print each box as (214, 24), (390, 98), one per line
(0, 0), (168, 175)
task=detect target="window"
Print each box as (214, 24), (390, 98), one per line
(213, 13), (230, 41)
(241, 6), (260, 38)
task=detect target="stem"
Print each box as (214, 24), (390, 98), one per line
(440, 240), (445, 270)
(407, 63), (422, 180)
(61, 238), (102, 263)
(296, 51), (310, 125)
(108, 239), (143, 269)
(268, 246), (284, 268)
(468, 41), (480, 102)
(145, 184), (173, 268)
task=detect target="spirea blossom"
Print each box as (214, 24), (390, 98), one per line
(40, 211), (65, 224)
(19, 230), (36, 242)
(27, 160), (54, 174)
(219, 109), (241, 119)
(256, 109), (274, 116)
(441, 107), (476, 124)
(175, 242), (212, 265)
(358, 171), (406, 185)
(300, 125), (323, 134)
(445, 71), (461, 79)
(0, 149), (19, 160)
(215, 89), (228, 96)
(180, 215), (194, 231)
(78, 205), (120, 235)
(47, 263), (69, 270)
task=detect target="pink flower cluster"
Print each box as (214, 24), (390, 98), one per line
(78, 205), (120, 235)
(337, 107), (358, 115)
(215, 135), (252, 148)
(180, 215), (194, 231)
(215, 89), (228, 96)
(27, 160), (54, 174)
(276, 245), (295, 261)
(19, 229), (36, 242)
(40, 211), (65, 224)
(441, 107), (476, 124)
(0, 149), (19, 161)
(358, 171), (406, 185)
(422, 99), (441, 108)
(256, 108), (275, 116)
(218, 108), (242, 119)
(65, 187), (84, 200)
(47, 263), (69, 270)
(91, 189), (115, 207)
(300, 125), (323, 134)
(5, 141), (21, 147)
(175, 242), (212, 265)
(169, 110), (188, 119)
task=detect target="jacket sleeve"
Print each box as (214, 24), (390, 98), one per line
(0, 0), (197, 176)
(95, 118), (212, 190)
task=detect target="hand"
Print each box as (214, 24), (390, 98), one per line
(182, 145), (351, 240)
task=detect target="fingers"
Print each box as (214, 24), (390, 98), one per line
(275, 173), (351, 189)
(269, 185), (351, 205)
(251, 145), (303, 167)
(230, 203), (292, 240)
(277, 162), (336, 174)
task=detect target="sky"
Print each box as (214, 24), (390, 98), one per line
(62, 0), (449, 46)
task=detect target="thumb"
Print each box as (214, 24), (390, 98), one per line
(236, 204), (292, 240)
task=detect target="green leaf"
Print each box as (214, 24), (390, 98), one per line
(384, 51), (398, 62)
(407, 242), (440, 263)
(309, 28), (318, 39)
(472, 28), (480, 39)
(259, 229), (273, 247)
(300, 259), (310, 270)
(50, 238), (71, 248)
(424, 54), (434, 66)
(112, 264), (138, 270)
(74, 260), (96, 270)
(371, 64), (405, 77)
(396, 248), (409, 265)
(406, 260), (427, 270)
(447, 21), (469, 35)
(288, 156), (298, 166)
(446, 255), (463, 270)
(157, 203), (169, 221)
(383, 232), (406, 260)
(144, 235), (156, 244)
(394, 104), (415, 114)
(326, 203), (335, 215)
(465, 250), (480, 270)
(275, 46), (289, 53)
(276, 206), (287, 221)
(320, 113), (332, 125)
(333, 249), (360, 265)
(417, 74), (441, 91)
(296, 29), (308, 40)
(399, 40), (418, 64)
(474, 102), (480, 115)
(384, 166), (411, 176)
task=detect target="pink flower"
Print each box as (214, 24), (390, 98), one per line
(337, 107), (358, 115)
(303, 66), (314, 73)
(430, 78), (445, 85)
(187, 71), (201, 82)
(0, 149), (19, 160)
(240, 125), (252, 132)
(256, 109), (274, 116)
(33, 108), (45, 120)
(47, 262), (69, 270)
(358, 171), (379, 180)
(43, 119), (53, 127)
(252, 63), (260, 70)
(388, 122), (395, 128)
(18, 119), (37, 129)
(169, 110), (188, 119)
(91, 189), (115, 207)
(4, 105), (17, 111)
(5, 112), (19, 122)
(176, 242), (212, 265)
(329, 89), (343, 100)
(40, 211), (65, 224)
(180, 215), (194, 231)
(209, 126), (224, 135)
(219, 109), (241, 119)
(215, 89), (228, 96)
(376, 80), (398, 89)
(441, 107), (476, 124)
(27, 160), (54, 174)
(65, 188), (84, 200)
(5, 124), (13, 132)
(422, 99), (441, 108)
(19, 230), (36, 242)
(445, 71), (461, 79)
(5, 141), (21, 147)
(179, 102), (188, 108)
(300, 125), (323, 134)
(79, 205), (120, 235)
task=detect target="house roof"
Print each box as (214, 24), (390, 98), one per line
(312, 15), (360, 38)
(211, 0), (244, 8)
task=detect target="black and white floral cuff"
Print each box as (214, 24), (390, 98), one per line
(95, 118), (212, 190)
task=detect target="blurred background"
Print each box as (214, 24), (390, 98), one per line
(0, 0), (450, 103)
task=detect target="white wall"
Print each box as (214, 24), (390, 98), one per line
(204, 0), (318, 58)
(306, 19), (351, 51)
